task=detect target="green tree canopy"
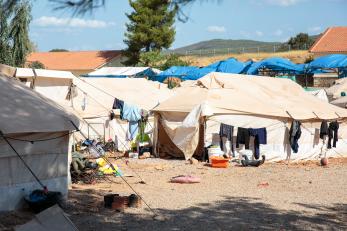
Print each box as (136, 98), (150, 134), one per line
(28, 60), (45, 69)
(137, 51), (190, 70)
(123, 0), (177, 66)
(0, 0), (32, 67)
(287, 33), (314, 50)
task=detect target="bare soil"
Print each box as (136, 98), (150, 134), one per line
(1, 157), (347, 231)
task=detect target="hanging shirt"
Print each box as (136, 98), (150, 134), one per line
(327, 121), (339, 149)
(289, 120), (301, 153)
(249, 128), (267, 160)
(219, 124), (233, 151)
(236, 127), (250, 149)
(122, 102), (142, 122)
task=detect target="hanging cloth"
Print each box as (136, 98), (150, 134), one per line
(327, 121), (339, 149)
(249, 128), (267, 160)
(81, 93), (87, 111)
(219, 123), (234, 152)
(236, 127), (250, 149)
(320, 120), (328, 139)
(289, 120), (301, 153)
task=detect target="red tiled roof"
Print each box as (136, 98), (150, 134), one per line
(309, 27), (347, 53)
(26, 50), (121, 70)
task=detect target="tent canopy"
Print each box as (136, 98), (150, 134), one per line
(16, 68), (75, 79)
(69, 77), (173, 118)
(155, 72), (347, 120)
(0, 75), (78, 134)
(84, 67), (161, 78)
(246, 57), (304, 75)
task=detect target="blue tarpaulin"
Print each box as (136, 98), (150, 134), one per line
(184, 67), (216, 80)
(153, 66), (200, 82)
(247, 57), (304, 75)
(307, 54), (347, 77)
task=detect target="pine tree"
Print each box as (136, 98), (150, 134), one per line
(123, 0), (176, 66)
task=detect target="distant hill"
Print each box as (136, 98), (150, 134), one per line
(173, 39), (281, 53)
(172, 35), (320, 54)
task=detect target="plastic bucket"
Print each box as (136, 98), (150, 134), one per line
(208, 147), (223, 159)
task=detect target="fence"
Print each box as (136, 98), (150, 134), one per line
(167, 43), (310, 57)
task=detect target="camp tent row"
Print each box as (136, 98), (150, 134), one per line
(152, 72), (347, 161)
(12, 66), (173, 151)
(0, 74), (79, 211)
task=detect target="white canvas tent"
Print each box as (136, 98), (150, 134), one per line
(326, 78), (347, 99)
(0, 75), (79, 211)
(153, 72), (347, 161)
(63, 77), (173, 150)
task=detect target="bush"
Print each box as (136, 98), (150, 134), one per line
(28, 61), (45, 69)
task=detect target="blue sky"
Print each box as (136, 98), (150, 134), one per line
(30, 0), (347, 51)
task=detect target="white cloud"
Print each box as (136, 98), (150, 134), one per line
(33, 16), (115, 29)
(264, 0), (303, 6)
(308, 26), (322, 33)
(274, 29), (283, 36)
(255, 30), (264, 37)
(206, 26), (226, 33)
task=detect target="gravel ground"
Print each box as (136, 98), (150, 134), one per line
(1, 158), (347, 231)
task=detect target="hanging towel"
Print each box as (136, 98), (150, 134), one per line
(122, 102), (141, 122)
(289, 120), (301, 153)
(112, 98), (124, 118)
(236, 127), (250, 149)
(219, 123), (233, 152)
(249, 128), (267, 160)
(327, 121), (339, 149)
(320, 120), (328, 139)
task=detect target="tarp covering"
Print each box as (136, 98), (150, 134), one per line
(154, 66), (199, 82)
(154, 72), (347, 160)
(326, 78), (347, 99)
(0, 75), (78, 134)
(84, 67), (161, 78)
(308, 54), (347, 69)
(247, 57), (304, 75)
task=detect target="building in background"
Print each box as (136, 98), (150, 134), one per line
(309, 27), (347, 57)
(26, 50), (124, 76)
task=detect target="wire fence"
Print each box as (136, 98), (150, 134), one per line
(167, 43), (311, 57)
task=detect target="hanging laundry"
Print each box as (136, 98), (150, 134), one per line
(249, 128), (267, 160)
(219, 123), (233, 152)
(122, 102), (141, 122)
(327, 121), (339, 149)
(320, 120), (328, 139)
(65, 83), (78, 100)
(128, 121), (139, 141)
(236, 127), (250, 149)
(112, 98), (124, 110)
(289, 120), (301, 153)
(81, 93), (87, 111)
(112, 98), (124, 119)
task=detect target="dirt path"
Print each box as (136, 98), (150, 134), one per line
(1, 158), (347, 230)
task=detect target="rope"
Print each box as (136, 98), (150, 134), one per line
(0, 131), (46, 190)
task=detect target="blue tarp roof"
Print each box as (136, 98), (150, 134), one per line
(153, 66), (200, 82)
(184, 67), (216, 80)
(207, 58), (254, 74)
(307, 54), (347, 70)
(247, 57), (304, 75)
